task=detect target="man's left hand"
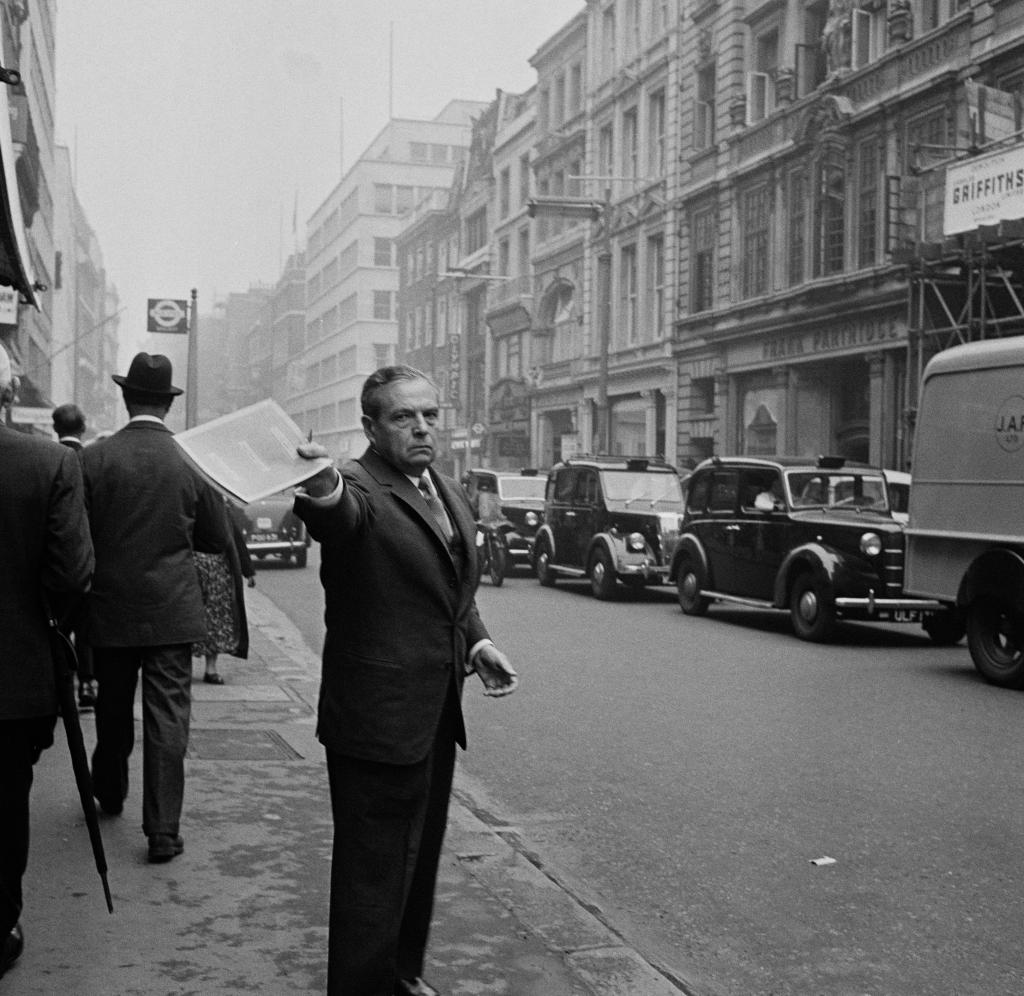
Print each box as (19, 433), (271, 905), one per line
(475, 645), (518, 697)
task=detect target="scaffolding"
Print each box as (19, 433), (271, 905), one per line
(904, 221), (1024, 423)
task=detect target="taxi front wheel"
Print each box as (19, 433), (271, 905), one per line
(789, 572), (836, 642)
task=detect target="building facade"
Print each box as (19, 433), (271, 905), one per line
(672, 0), (1023, 472)
(298, 102), (485, 457)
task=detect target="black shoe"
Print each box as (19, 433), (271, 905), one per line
(0, 923), (24, 979)
(78, 680), (98, 710)
(95, 792), (123, 816)
(394, 978), (439, 996)
(147, 833), (184, 863)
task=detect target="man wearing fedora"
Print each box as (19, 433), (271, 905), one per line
(82, 352), (229, 863)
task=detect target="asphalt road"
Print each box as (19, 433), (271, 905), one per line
(254, 546), (1024, 996)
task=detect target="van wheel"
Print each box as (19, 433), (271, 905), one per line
(676, 559), (709, 616)
(535, 538), (556, 587)
(589, 549), (618, 600)
(789, 572), (836, 642)
(967, 601), (1024, 688)
(922, 612), (964, 646)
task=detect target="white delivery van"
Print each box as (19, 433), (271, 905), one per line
(904, 335), (1024, 687)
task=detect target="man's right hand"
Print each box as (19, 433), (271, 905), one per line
(296, 442), (339, 498)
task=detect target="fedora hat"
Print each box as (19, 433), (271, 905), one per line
(112, 352), (183, 397)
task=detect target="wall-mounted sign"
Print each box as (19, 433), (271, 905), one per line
(146, 298), (188, 334)
(944, 142), (1024, 235)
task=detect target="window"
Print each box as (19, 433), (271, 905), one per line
(626, 0), (641, 54)
(619, 244), (639, 345)
(691, 377), (715, 416)
(653, 0), (669, 36)
(499, 167), (511, 218)
(374, 237), (393, 267)
(695, 65), (716, 150)
(430, 143), (448, 163)
(747, 28), (778, 124)
(602, 5), (616, 77)
(373, 290), (393, 321)
(519, 154), (531, 205)
(709, 471), (740, 513)
(741, 186), (770, 298)
(374, 343), (391, 369)
(410, 142), (428, 161)
(622, 107), (639, 178)
(814, 150), (845, 276)
(857, 140), (879, 267)
(465, 208), (488, 253)
(538, 87), (550, 133)
(646, 234), (665, 338)
(518, 227), (530, 275)
(851, 7), (881, 69)
(648, 90), (666, 176)
(788, 169), (807, 286)
(396, 186), (415, 215)
(692, 208), (715, 312)
(497, 237), (510, 276)
(921, 0), (965, 33)
(569, 159), (582, 197)
(569, 63), (583, 118)
(599, 123), (614, 179)
(554, 74), (566, 129)
(797, 1), (828, 97)
(374, 184), (393, 213)
(339, 293), (358, 326)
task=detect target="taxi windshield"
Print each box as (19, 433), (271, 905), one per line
(786, 471), (889, 512)
(601, 471), (684, 505)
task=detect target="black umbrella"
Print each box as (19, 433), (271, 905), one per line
(48, 619), (114, 914)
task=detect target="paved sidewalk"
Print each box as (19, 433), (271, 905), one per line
(4, 588), (687, 995)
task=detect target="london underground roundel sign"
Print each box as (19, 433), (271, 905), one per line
(147, 298), (189, 334)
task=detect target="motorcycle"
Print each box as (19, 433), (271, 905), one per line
(475, 520), (509, 587)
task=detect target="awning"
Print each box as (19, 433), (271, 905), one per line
(0, 79), (37, 308)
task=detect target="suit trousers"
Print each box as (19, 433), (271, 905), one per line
(91, 645), (192, 836)
(0, 716), (56, 936)
(325, 687), (458, 996)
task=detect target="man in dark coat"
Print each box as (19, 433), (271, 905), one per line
(295, 365), (518, 996)
(82, 352), (228, 863)
(0, 344), (94, 979)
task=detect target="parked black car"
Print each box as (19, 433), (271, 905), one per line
(533, 456), (685, 598)
(670, 455), (956, 642)
(237, 490), (310, 568)
(463, 467), (547, 572)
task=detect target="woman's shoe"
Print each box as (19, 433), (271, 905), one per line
(203, 673), (225, 685)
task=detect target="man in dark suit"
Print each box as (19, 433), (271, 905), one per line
(0, 344), (94, 979)
(295, 365), (518, 996)
(82, 352), (229, 864)
(52, 403), (98, 711)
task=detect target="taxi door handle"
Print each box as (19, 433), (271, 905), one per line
(724, 524), (741, 531)
(565, 511), (577, 517)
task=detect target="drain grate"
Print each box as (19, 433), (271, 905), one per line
(187, 728), (303, 761)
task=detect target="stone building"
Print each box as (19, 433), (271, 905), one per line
(672, 0), (1023, 471)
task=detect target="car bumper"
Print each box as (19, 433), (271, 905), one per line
(246, 538), (305, 556)
(834, 594), (947, 621)
(616, 558), (669, 582)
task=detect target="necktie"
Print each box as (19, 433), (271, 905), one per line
(418, 476), (454, 541)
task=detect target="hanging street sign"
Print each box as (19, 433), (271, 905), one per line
(146, 297), (189, 333)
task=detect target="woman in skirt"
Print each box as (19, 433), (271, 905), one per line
(193, 500), (253, 683)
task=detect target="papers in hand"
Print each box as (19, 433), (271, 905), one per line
(174, 399), (332, 503)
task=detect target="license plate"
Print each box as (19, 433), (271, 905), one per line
(252, 533), (278, 543)
(891, 610), (922, 623)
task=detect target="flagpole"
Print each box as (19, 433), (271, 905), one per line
(186, 288), (198, 429)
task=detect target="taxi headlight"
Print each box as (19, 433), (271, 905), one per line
(525, 511), (539, 527)
(860, 532), (883, 557)
(627, 531), (646, 553)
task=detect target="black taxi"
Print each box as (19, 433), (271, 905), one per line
(670, 455), (957, 642)
(463, 468), (547, 571)
(533, 456), (685, 598)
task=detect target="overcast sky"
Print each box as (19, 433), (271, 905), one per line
(54, 1), (582, 364)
